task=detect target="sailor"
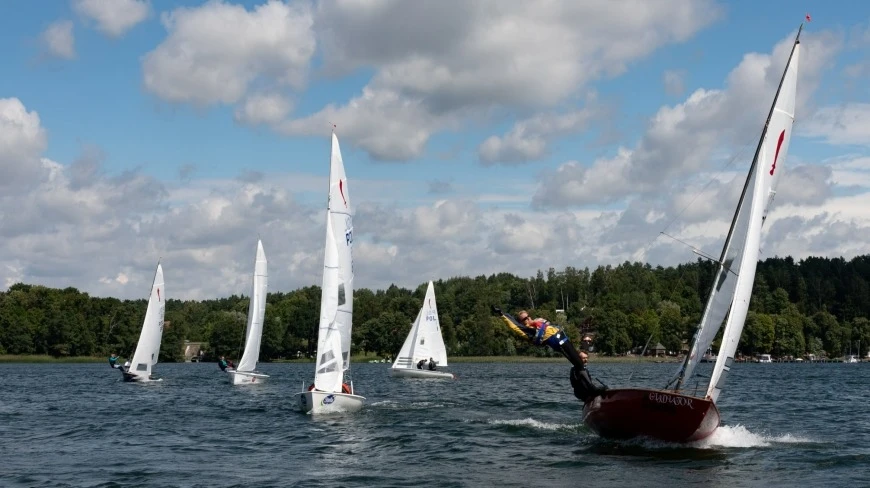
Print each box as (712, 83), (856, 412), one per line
(108, 353), (119, 368)
(570, 352), (608, 403)
(491, 306), (586, 370)
(416, 358), (426, 370)
(427, 357), (437, 371)
(218, 356), (228, 372)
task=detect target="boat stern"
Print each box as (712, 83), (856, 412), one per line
(295, 390), (365, 414)
(227, 370), (269, 385)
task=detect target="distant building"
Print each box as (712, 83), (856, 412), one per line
(183, 341), (207, 362)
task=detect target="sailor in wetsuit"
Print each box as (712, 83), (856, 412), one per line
(569, 351), (608, 403)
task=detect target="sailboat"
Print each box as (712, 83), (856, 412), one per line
(120, 263), (166, 383)
(582, 25), (802, 443)
(294, 131), (365, 414)
(227, 239), (269, 385)
(390, 281), (455, 379)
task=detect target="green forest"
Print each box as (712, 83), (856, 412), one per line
(1, 255), (868, 362)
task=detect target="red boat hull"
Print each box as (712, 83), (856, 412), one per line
(582, 388), (720, 443)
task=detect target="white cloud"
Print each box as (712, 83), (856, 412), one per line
(40, 20), (75, 60)
(799, 103), (870, 146)
(73, 0), (150, 38)
(233, 92), (293, 126)
(279, 0), (722, 161)
(478, 105), (604, 165)
(533, 28), (843, 209)
(278, 87), (452, 161)
(0, 98), (50, 195)
(142, 0), (315, 106)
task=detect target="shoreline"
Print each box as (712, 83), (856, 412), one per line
(0, 354), (681, 364)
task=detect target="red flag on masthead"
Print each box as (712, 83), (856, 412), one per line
(805, 13), (811, 22)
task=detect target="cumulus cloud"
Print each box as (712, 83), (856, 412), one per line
(40, 20), (75, 59)
(478, 105), (605, 165)
(533, 28), (842, 209)
(799, 103), (870, 146)
(73, 0), (150, 38)
(142, 0), (315, 106)
(278, 0), (722, 160)
(233, 92), (293, 126)
(0, 98), (50, 194)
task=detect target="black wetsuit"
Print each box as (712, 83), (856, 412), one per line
(428, 360), (436, 371)
(570, 366), (607, 403)
(417, 359), (426, 370)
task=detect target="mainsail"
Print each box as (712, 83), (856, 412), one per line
(671, 28), (801, 399)
(313, 132), (355, 392)
(128, 263), (165, 379)
(236, 240), (268, 373)
(392, 281), (448, 369)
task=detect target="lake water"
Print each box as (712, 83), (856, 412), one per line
(1, 361), (867, 487)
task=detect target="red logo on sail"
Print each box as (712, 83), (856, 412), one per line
(339, 179), (347, 207)
(770, 130), (785, 176)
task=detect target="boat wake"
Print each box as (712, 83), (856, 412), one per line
(370, 400), (453, 409)
(692, 424), (814, 448)
(488, 417), (580, 432)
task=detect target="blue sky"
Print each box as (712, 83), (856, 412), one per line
(2, 0), (870, 299)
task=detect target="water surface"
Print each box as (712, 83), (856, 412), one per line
(1, 361), (867, 487)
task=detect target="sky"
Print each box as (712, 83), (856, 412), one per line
(2, 0), (870, 300)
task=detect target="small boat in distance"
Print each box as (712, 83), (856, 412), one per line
(294, 131), (365, 414)
(120, 263), (166, 383)
(582, 24), (803, 443)
(390, 281), (455, 379)
(227, 239), (269, 385)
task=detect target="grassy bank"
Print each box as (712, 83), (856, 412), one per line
(0, 355), (105, 363)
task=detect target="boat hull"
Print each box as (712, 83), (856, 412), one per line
(294, 390), (365, 414)
(120, 370), (161, 383)
(582, 388), (720, 443)
(390, 367), (455, 379)
(227, 370), (269, 385)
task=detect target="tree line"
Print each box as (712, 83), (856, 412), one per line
(1, 255), (868, 362)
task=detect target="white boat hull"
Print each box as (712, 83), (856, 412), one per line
(227, 369), (269, 385)
(390, 367), (455, 379)
(294, 390), (365, 414)
(121, 370), (162, 383)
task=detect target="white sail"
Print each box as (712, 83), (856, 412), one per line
(312, 132), (355, 393)
(392, 281), (448, 369)
(706, 42), (800, 402)
(128, 264), (165, 380)
(236, 240), (268, 373)
(314, 330), (344, 392)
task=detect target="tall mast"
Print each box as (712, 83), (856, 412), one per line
(672, 25), (803, 391)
